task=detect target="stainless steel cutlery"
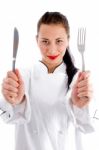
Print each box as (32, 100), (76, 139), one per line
(12, 27), (19, 71)
(0, 27), (19, 116)
(77, 28), (86, 71)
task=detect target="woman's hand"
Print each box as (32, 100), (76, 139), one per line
(1, 69), (25, 105)
(71, 71), (93, 108)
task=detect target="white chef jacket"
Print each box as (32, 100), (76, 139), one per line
(0, 61), (94, 150)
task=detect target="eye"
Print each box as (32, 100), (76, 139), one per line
(42, 40), (49, 45)
(56, 39), (63, 45)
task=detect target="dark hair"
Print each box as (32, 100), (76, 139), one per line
(63, 49), (78, 89)
(37, 11), (70, 38)
(37, 11), (78, 89)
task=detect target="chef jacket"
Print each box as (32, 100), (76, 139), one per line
(0, 61), (94, 150)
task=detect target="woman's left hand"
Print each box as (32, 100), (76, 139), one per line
(71, 71), (93, 108)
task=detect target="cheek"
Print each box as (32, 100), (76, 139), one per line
(59, 46), (66, 55)
(60, 50), (66, 57)
(39, 46), (47, 55)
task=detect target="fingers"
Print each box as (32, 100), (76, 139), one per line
(2, 70), (20, 93)
(77, 72), (93, 99)
(77, 90), (93, 98)
(15, 69), (25, 94)
(2, 89), (18, 98)
(15, 69), (24, 85)
(2, 69), (25, 104)
(77, 78), (90, 87)
(3, 82), (18, 93)
(7, 70), (19, 81)
(78, 71), (90, 81)
(77, 71), (91, 87)
(77, 84), (92, 93)
(2, 87), (18, 104)
(3, 78), (19, 89)
(6, 69), (23, 84)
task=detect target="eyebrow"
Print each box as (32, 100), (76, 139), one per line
(41, 38), (49, 40)
(41, 37), (64, 40)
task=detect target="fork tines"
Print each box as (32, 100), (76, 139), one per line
(77, 28), (86, 49)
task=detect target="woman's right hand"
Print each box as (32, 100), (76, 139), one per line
(1, 69), (25, 105)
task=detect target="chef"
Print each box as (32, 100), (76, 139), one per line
(0, 11), (94, 150)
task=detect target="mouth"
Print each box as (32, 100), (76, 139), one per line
(47, 54), (59, 60)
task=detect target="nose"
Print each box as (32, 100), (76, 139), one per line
(48, 43), (57, 54)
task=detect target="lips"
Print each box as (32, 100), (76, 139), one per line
(47, 54), (59, 60)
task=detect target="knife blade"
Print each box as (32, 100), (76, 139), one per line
(12, 27), (19, 71)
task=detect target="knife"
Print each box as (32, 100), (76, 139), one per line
(0, 28), (19, 116)
(12, 27), (19, 71)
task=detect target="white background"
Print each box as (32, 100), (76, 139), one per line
(0, 0), (99, 149)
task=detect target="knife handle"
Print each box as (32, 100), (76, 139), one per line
(12, 58), (16, 72)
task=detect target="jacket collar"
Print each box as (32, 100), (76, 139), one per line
(38, 60), (66, 74)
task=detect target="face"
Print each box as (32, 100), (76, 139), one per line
(36, 24), (69, 69)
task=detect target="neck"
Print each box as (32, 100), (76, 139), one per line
(48, 67), (56, 73)
(40, 60), (63, 73)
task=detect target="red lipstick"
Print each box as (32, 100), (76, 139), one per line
(47, 54), (59, 60)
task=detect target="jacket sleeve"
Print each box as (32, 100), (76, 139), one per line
(0, 69), (31, 124)
(66, 72), (95, 133)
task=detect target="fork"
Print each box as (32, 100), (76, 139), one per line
(77, 28), (88, 100)
(77, 28), (86, 71)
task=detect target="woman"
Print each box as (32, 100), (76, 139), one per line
(0, 11), (94, 150)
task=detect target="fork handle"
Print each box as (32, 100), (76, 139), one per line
(81, 53), (85, 71)
(80, 54), (88, 100)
